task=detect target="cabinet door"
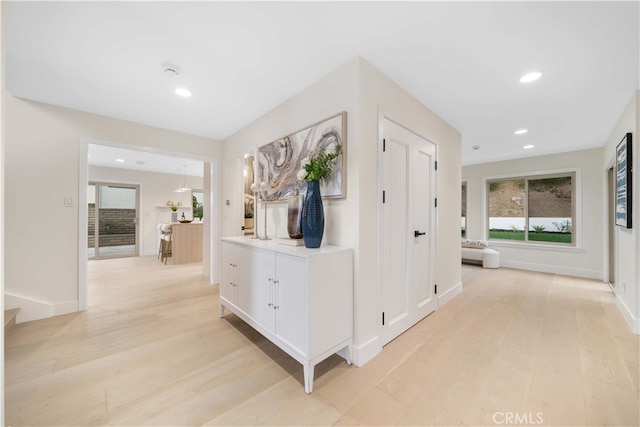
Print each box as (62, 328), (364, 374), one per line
(275, 253), (307, 354)
(220, 242), (236, 304)
(237, 245), (275, 331)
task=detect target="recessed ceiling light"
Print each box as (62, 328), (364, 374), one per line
(520, 72), (542, 83)
(523, 145), (535, 149)
(175, 87), (192, 98)
(514, 129), (528, 135)
(115, 158), (125, 163)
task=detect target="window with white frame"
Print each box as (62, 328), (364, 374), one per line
(192, 190), (204, 220)
(487, 173), (575, 245)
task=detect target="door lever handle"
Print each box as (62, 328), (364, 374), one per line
(414, 230), (426, 238)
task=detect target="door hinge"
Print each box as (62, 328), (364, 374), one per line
(382, 312), (385, 325)
(435, 198), (438, 207)
(383, 190), (386, 203)
(435, 161), (438, 171)
(435, 284), (438, 294)
(383, 138), (386, 152)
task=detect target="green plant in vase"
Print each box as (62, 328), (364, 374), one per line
(297, 143), (342, 182)
(296, 143), (342, 248)
(166, 200), (182, 211)
(166, 200), (182, 222)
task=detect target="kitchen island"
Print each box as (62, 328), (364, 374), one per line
(171, 222), (203, 264)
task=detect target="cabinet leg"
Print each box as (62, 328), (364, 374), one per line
(219, 304), (225, 318)
(303, 363), (315, 394)
(337, 345), (353, 365)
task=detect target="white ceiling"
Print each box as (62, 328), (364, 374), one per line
(87, 144), (204, 178)
(6, 1), (639, 167)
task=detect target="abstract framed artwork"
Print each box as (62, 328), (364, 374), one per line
(257, 112), (346, 202)
(615, 132), (633, 228)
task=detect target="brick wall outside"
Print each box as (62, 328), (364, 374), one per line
(88, 204), (135, 247)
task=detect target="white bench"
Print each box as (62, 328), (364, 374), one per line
(461, 246), (500, 269)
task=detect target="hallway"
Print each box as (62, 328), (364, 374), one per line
(4, 259), (639, 426)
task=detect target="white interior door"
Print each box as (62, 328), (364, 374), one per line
(379, 118), (437, 346)
(412, 138), (437, 321)
(379, 132), (411, 343)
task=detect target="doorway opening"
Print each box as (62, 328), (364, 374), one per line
(79, 139), (220, 311)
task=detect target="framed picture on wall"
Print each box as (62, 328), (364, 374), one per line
(256, 112), (346, 202)
(615, 132), (633, 228)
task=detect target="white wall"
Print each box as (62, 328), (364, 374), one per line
(603, 90), (639, 333)
(220, 57), (461, 366)
(4, 93), (220, 323)
(88, 166), (203, 256)
(221, 60), (359, 244)
(462, 148), (604, 279)
(356, 60), (462, 362)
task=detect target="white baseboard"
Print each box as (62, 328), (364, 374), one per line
(352, 335), (382, 367)
(501, 260), (602, 280)
(52, 300), (79, 317)
(438, 281), (463, 307)
(615, 294), (640, 335)
(4, 292), (78, 323)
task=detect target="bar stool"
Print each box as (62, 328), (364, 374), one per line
(158, 223), (170, 259)
(159, 224), (173, 264)
(157, 224), (166, 259)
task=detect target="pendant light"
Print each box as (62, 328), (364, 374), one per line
(174, 165), (192, 193)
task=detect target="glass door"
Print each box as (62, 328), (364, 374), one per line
(88, 182), (139, 259)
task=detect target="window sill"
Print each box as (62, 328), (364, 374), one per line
(488, 240), (584, 253)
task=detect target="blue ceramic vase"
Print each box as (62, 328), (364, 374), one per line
(302, 180), (324, 248)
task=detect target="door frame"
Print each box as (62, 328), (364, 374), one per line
(78, 137), (220, 311)
(88, 181), (141, 260)
(604, 159), (617, 290)
(376, 112), (438, 346)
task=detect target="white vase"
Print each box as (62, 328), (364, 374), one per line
(171, 211), (178, 222)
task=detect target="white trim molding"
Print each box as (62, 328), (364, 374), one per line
(438, 281), (463, 307)
(4, 292), (78, 324)
(616, 294), (640, 335)
(352, 335), (382, 367)
(500, 259), (602, 280)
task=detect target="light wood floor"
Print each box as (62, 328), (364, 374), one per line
(5, 257), (639, 426)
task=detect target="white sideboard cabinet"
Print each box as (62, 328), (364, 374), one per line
(219, 237), (353, 394)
